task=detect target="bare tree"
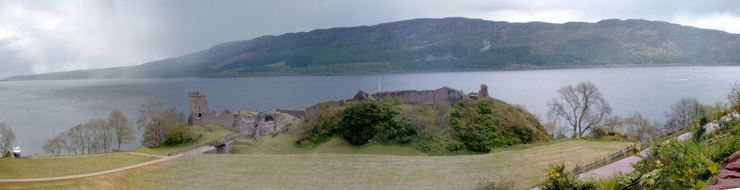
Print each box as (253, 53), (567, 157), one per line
(664, 97), (705, 131)
(623, 113), (656, 141)
(42, 136), (64, 156)
(541, 115), (568, 139)
(108, 110), (134, 150)
(548, 82), (612, 138)
(138, 100), (184, 147)
(87, 119), (112, 153)
(0, 122), (15, 157)
(729, 83), (740, 111)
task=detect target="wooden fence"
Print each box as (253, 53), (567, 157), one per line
(571, 126), (685, 175)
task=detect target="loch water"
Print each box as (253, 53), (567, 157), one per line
(1, 66), (739, 155)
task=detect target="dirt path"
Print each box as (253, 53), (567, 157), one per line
(0, 146), (215, 183)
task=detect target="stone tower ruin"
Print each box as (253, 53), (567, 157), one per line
(479, 84), (489, 98)
(188, 91), (209, 125)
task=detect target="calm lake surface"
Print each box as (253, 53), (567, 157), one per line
(1, 66), (739, 155)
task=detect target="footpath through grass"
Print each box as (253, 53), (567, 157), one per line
(0, 152), (158, 179)
(133, 125), (239, 155)
(3, 139), (630, 189)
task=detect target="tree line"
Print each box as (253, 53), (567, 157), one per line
(43, 110), (134, 155)
(43, 99), (187, 156)
(546, 82), (740, 140)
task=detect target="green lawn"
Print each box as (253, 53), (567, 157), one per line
(133, 125), (240, 155)
(0, 139), (630, 189)
(234, 133), (425, 156)
(0, 152), (158, 179)
(78, 139), (627, 190)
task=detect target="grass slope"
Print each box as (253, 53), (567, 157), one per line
(133, 125), (240, 155)
(234, 133), (425, 156)
(2, 139), (630, 189)
(0, 152), (158, 179)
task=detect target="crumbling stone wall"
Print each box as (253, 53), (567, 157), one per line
(372, 87), (464, 105)
(276, 109), (305, 118)
(238, 112), (290, 139)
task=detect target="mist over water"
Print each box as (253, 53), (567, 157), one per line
(1, 66), (738, 155)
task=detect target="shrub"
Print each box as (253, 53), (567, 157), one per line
(340, 101), (415, 146)
(413, 135), (464, 155)
(633, 140), (718, 189)
(477, 179), (514, 190)
(540, 164), (596, 190)
(164, 124), (196, 146)
(450, 99), (546, 152)
(708, 135), (740, 163)
(692, 124), (706, 142)
(300, 101), (343, 144)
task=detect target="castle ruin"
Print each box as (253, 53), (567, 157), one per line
(305, 84), (491, 118)
(187, 91), (292, 139)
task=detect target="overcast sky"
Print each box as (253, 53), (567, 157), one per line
(1, 0), (739, 78)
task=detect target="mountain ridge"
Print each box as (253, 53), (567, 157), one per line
(6, 17), (740, 81)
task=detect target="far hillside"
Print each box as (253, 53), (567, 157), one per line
(7, 17), (740, 80)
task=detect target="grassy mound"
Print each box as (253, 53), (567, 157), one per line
(298, 98), (549, 155)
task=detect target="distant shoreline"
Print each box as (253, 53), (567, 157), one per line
(3, 63), (739, 82)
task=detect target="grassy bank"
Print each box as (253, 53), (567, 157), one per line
(129, 140), (631, 189)
(0, 152), (158, 179)
(235, 133), (425, 156)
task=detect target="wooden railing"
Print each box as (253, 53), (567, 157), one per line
(571, 126), (685, 175)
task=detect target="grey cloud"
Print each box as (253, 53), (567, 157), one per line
(0, 0), (739, 78)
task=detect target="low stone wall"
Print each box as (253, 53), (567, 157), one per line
(277, 109), (305, 118)
(372, 87), (464, 105)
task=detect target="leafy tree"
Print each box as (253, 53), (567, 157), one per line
(300, 101), (343, 144)
(137, 100), (184, 147)
(108, 110), (134, 150)
(548, 82), (612, 138)
(0, 122), (15, 157)
(340, 101), (415, 146)
(164, 124), (196, 146)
